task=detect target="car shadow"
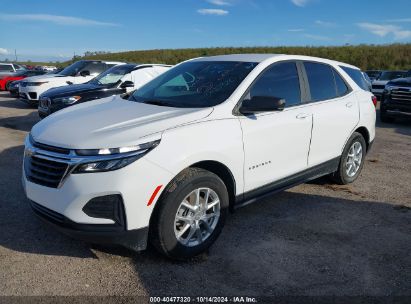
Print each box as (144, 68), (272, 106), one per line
(375, 108), (411, 136)
(128, 192), (411, 296)
(0, 112), (39, 132)
(1, 144), (410, 295)
(0, 95), (37, 110)
(0, 145), (98, 258)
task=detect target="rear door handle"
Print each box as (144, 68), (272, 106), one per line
(346, 102), (353, 108)
(296, 113), (310, 119)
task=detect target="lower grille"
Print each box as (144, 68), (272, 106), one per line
(30, 201), (65, 224)
(28, 92), (37, 99)
(25, 156), (69, 188)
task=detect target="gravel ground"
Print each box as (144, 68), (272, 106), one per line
(0, 91), (410, 298)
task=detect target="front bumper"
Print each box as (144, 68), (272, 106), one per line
(30, 200), (149, 251)
(381, 96), (411, 118)
(22, 136), (175, 249)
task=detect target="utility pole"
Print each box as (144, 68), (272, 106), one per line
(14, 49), (17, 62)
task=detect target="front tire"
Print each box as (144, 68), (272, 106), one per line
(150, 168), (229, 260)
(332, 132), (366, 185)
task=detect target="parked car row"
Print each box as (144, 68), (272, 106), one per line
(364, 69), (411, 122)
(18, 54), (378, 260)
(2, 60), (171, 117)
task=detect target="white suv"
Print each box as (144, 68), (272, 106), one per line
(23, 54), (376, 259)
(19, 60), (124, 104)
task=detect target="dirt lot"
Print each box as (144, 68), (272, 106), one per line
(0, 91), (410, 298)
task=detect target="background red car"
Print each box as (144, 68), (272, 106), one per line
(0, 70), (47, 90)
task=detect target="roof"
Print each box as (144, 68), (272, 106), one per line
(188, 54), (359, 70)
(190, 54), (282, 63)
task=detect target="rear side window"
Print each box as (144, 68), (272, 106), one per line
(333, 70), (349, 96)
(304, 62), (337, 101)
(340, 66), (369, 91)
(250, 62), (301, 107)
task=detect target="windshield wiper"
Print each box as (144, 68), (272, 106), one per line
(141, 100), (173, 107)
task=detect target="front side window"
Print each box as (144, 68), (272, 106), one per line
(304, 62), (337, 101)
(84, 62), (109, 75)
(131, 61), (258, 108)
(59, 61), (89, 76)
(249, 62), (301, 107)
(90, 65), (134, 86)
(0, 65), (14, 72)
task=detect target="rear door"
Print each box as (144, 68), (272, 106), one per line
(302, 62), (360, 167)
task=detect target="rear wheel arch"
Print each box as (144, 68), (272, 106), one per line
(354, 126), (370, 151)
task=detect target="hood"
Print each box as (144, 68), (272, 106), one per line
(372, 80), (389, 85)
(23, 74), (61, 81)
(42, 82), (103, 98)
(387, 77), (411, 87)
(31, 95), (213, 149)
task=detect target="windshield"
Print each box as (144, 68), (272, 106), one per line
(90, 64), (133, 86)
(58, 61), (89, 76)
(131, 61), (258, 108)
(378, 71), (405, 81)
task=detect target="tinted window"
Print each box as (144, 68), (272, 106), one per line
(0, 65), (14, 72)
(90, 64), (134, 85)
(250, 62), (301, 106)
(131, 61), (258, 108)
(378, 71), (405, 81)
(305, 62), (337, 101)
(340, 66), (369, 91)
(333, 70), (349, 96)
(85, 62), (109, 75)
(59, 61), (89, 76)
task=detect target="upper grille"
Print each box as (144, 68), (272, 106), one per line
(390, 89), (411, 102)
(20, 82), (27, 87)
(25, 156), (69, 188)
(32, 141), (70, 155)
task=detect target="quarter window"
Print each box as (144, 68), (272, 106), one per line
(340, 66), (370, 91)
(304, 62), (337, 101)
(249, 62), (301, 107)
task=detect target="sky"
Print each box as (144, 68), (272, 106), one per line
(1, 0), (411, 62)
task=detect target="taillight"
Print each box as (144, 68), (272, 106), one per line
(371, 96), (377, 108)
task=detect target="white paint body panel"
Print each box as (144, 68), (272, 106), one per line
(23, 54), (376, 232)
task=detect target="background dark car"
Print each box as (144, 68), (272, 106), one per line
(365, 70), (382, 81)
(381, 75), (411, 123)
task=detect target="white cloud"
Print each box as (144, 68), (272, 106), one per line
(288, 29), (304, 32)
(386, 18), (411, 23)
(206, 0), (232, 5)
(197, 9), (229, 15)
(357, 22), (411, 40)
(315, 20), (336, 27)
(291, 0), (310, 7)
(0, 48), (9, 56)
(0, 13), (120, 27)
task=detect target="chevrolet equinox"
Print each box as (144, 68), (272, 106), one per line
(23, 54), (376, 259)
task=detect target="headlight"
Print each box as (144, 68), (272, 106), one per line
(72, 140), (160, 173)
(55, 96), (81, 104)
(27, 81), (48, 86)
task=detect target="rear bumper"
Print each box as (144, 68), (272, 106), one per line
(30, 200), (149, 251)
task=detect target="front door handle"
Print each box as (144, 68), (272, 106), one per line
(346, 102), (353, 108)
(296, 113), (310, 119)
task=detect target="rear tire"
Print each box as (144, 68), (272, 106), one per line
(150, 168), (228, 260)
(331, 132), (366, 185)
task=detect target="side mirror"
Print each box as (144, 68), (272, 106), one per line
(80, 70), (90, 77)
(120, 80), (134, 89)
(240, 96), (285, 114)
